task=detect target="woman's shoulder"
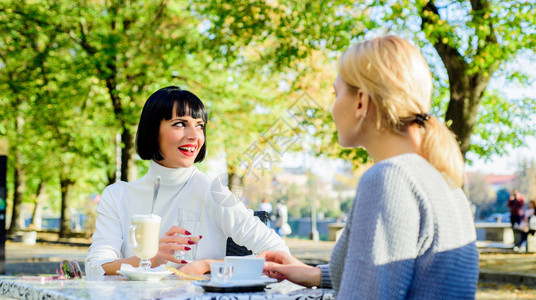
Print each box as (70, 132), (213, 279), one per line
(101, 176), (150, 200)
(189, 168), (212, 185)
(361, 154), (421, 184)
(102, 180), (128, 194)
(366, 154), (441, 182)
(188, 169), (239, 206)
(359, 153), (453, 201)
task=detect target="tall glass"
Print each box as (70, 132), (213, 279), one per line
(129, 214), (161, 270)
(174, 209), (201, 263)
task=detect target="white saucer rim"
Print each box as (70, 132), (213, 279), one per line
(196, 277), (277, 287)
(117, 269), (172, 280)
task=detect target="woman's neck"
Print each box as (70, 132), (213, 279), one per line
(364, 125), (423, 163)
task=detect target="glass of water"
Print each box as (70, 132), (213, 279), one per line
(210, 262), (233, 284)
(174, 209), (201, 263)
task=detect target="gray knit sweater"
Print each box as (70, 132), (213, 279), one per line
(319, 154), (478, 299)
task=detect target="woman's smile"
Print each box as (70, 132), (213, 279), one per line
(178, 144), (197, 157)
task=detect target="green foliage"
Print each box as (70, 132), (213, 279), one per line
(470, 93), (536, 159)
(367, 0), (536, 158)
(192, 0), (369, 70)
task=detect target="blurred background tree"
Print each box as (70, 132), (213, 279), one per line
(466, 173), (495, 219)
(515, 159), (536, 201)
(376, 0), (536, 159)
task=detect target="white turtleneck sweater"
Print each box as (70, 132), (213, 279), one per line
(85, 161), (289, 276)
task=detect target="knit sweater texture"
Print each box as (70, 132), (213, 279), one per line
(323, 154), (478, 299)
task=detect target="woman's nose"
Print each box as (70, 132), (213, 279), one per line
(185, 126), (201, 140)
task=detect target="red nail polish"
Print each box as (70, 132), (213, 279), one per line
(181, 260), (188, 264)
(185, 231), (191, 235)
(199, 235), (203, 239)
(188, 240), (195, 245)
(184, 246), (191, 250)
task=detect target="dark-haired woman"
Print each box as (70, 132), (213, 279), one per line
(86, 86), (288, 276)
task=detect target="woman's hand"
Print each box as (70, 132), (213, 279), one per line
(151, 226), (200, 267)
(178, 259), (219, 275)
(259, 250), (321, 288)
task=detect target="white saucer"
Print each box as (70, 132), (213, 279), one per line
(194, 277), (277, 292)
(117, 265), (172, 282)
(217, 278), (277, 286)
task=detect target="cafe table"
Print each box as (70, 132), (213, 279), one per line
(0, 275), (335, 300)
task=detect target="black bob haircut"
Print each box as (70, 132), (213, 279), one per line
(136, 86), (208, 163)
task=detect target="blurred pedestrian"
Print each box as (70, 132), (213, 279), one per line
(507, 188), (525, 228)
(259, 198), (272, 214)
(259, 198), (273, 228)
(515, 200), (535, 252)
(275, 199), (291, 237)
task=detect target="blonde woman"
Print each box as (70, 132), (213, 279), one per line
(261, 36), (478, 299)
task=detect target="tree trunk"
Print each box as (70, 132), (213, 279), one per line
(121, 127), (137, 182)
(59, 175), (74, 238)
(421, 0), (497, 159)
(30, 180), (46, 230)
(443, 73), (487, 157)
(8, 166), (25, 234)
(8, 115), (26, 234)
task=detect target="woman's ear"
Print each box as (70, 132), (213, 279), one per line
(355, 89), (370, 119)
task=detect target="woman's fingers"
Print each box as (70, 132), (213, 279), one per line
(260, 250), (297, 265)
(166, 226), (191, 236)
(259, 250), (284, 264)
(160, 234), (201, 246)
(156, 243), (188, 264)
(263, 261), (288, 281)
(160, 234), (190, 245)
(159, 241), (192, 253)
(153, 226), (202, 265)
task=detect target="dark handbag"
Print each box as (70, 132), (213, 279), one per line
(225, 211), (270, 256)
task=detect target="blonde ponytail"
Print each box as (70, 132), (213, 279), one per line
(339, 35), (464, 188)
(421, 117), (464, 188)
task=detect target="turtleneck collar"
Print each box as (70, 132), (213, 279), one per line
(147, 160), (197, 187)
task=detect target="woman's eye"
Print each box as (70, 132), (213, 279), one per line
(172, 122), (185, 127)
(196, 124), (205, 129)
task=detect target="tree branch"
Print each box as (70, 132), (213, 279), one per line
(420, 1), (467, 78)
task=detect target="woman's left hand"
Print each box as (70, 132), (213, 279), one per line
(179, 259), (218, 275)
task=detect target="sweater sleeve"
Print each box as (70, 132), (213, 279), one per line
(318, 264), (333, 289)
(85, 185), (124, 277)
(336, 163), (423, 299)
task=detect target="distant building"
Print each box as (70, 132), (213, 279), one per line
(466, 172), (516, 192)
(485, 174), (516, 191)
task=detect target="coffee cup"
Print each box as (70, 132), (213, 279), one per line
(224, 256), (265, 280)
(129, 214), (161, 270)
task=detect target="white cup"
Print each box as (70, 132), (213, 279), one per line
(210, 262), (233, 284)
(224, 256), (265, 280)
(129, 214), (161, 270)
